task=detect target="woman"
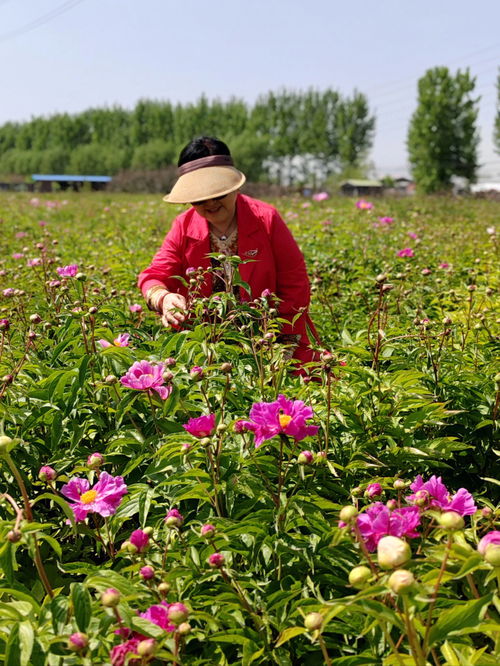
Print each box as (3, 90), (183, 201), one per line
(138, 136), (319, 366)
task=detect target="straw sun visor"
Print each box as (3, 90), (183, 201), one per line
(163, 155), (246, 204)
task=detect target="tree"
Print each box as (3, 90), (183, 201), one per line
(408, 67), (479, 193)
(494, 69), (500, 155)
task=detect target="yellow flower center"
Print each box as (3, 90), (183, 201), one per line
(80, 489), (98, 504)
(279, 414), (292, 429)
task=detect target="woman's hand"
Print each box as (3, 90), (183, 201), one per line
(161, 293), (187, 327)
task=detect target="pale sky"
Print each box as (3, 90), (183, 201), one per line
(1, 0), (499, 180)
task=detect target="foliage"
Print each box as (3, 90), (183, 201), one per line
(0, 192), (498, 664)
(407, 67), (480, 194)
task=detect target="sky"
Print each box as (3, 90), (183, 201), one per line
(1, 0), (499, 180)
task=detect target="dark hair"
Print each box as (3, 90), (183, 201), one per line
(178, 136), (231, 167)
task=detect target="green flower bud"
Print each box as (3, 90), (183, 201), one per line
(377, 536), (411, 570)
(388, 569), (415, 594)
(304, 612), (323, 632)
(339, 505), (358, 523)
(348, 565), (372, 589)
(484, 545), (500, 567)
(438, 511), (464, 531)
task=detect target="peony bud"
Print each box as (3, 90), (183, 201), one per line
(378, 536), (411, 570)
(165, 509), (184, 528)
(105, 374), (118, 385)
(220, 362), (232, 374)
(68, 632), (88, 652)
(7, 529), (21, 542)
(158, 582), (170, 596)
(393, 479), (407, 490)
(484, 545), (500, 567)
(438, 511), (464, 531)
(87, 452), (104, 469)
(140, 566), (155, 580)
(200, 523), (216, 538)
(297, 450), (314, 465)
(386, 499), (397, 511)
(388, 569), (415, 594)
(304, 612), (323, 632)
(190, 366), (204, 381)
(365, 482), (382, 498)
(167, 602), (189, 625)
(101, 588), (121, 607)
(208, 552), (225, 568)
(177, 621), (192, 635)
(137, 639), (156, 657)
(339, 506), (358, 523)
(0, 435), (15, 455)
(39, 465), (57, 482)
(348, 565), (372, 589)
(29, 313), (42, 324)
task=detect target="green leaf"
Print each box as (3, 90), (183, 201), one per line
(275, 626), (307, 647)
(18, 621), (34, 666)
(4, 622), (20, 666)
(71, 583), (92, 632)
(51, 595), (69, 634)
(129, 616), (166, 639)
(31, 493), (76, 530)
(427, 594), (493, 647)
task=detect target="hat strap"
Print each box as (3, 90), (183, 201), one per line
(177, 154), (234, 176)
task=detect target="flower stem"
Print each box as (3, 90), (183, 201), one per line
(318, 636), (332, 666)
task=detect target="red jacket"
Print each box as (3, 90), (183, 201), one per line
(138, 194), (319, 363)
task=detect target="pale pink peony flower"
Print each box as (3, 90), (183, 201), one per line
(27, 258), (42, 267)
(356, 200), (373, 210)
(407, 232), (418, 240)
(2, 288), (15, 297)
(120, 360), (171, 400)
(477, 531), (500, 555)
(312, 192), (329, 201)
(183, 413), (216, 438)
(356, 502), (421, 551)
(12, 252), (24, 259)
(408, 475), (476, 516)
(238, 394), (319, 448)
(61, 472), (127, 522)
(98, 333), (131, 348)
(397, 248), (414, 258)
(129, 304), (143, 313)
(57, 264), (78, 277)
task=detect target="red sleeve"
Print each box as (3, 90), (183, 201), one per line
(137, 217), (185, 296)
(269, 210), (311, 336)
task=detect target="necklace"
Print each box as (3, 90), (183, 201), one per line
(211, 218), (237, 241)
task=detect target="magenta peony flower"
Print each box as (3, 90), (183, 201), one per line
(140, 602), (176, 632)
(129, 529), (150, 553)
(238, 394), (319, 448)
(397, 248), (414, 258)
(0, 319), (10, 331)
(190, 365), (204, 379)
(140, 565), (155, 580)
(365, 482), (383, 498)
(208, 552), (225, 568)
(356, 502), (421, 552)
(378, 216), (394, 225)
(68, 632), (88, 651)
(110, 638), (141, 666)
(98, 333), (131, 348)
(439, 262), (450, 269)
(356, 200), (373, 210)
(120, 360), (171, 400)
(408, 475), (476, 516)
(61, 472), (127, 522)
(183, 413), (216, 438)
(56, 264), (78, 277)
(129, 304), (143, 313)
(477, 531), (500, 555)
(165, 508), (184, 527)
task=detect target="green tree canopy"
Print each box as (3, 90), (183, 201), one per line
(407, 67), (479, 193)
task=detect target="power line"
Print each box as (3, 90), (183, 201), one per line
(0, 0), (86, 44)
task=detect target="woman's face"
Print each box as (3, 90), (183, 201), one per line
(191, 191), (238, 229)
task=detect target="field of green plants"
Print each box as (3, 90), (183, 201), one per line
(0, 192), (499, 665)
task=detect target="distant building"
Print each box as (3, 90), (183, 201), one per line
(470, 182), (500, 193)
(340, 179), (384, 196)
(32, 174), (112, 192)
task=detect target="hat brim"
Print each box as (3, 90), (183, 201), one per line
(163, 166), (246, 204)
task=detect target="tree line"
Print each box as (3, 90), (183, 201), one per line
(0, 69), (498, 193)
(0, 89), (374, 186)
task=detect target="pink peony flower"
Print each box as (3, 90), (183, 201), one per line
(57, 264), (78, 277)
(68, 632), (88, 651)
(183, 413), (216, 438)
(365, 482), (383, 498)
(356, 200), (373, 210)
(129, 304), (143, 313)
(129, 529), (149, 553)
(208, 552), (225, 567)
(477, 531), (500, 555)
(407, 232), (418, 240)
(61, 472), (127, 522)
(0, 318), (10, 331)
(397, 248), (414, 258)
(408, 475), (476, 516)
(201, 523), (216, 537)
(165, 508), (184, 527)
(439, 262), (450, 269)
(27, 258), (42, 267)
(98, 333), (131, 349)
(120, 360), (171, 400)
(2, 288), (15, 297)
(312, 191), (329, 201)
(140, 602), (176, 632)
(238, 394), (319, 448)
(378, 216), (394, 225)
(110, 638), (141, 666)
(12, 252), (24, 259)
(190, 365), (204, 379)
(357, 502), (421, 551)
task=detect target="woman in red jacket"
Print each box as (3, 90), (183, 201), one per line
(138, 136), (319, 366)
